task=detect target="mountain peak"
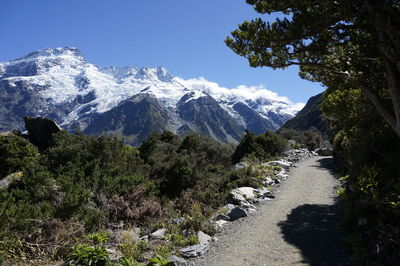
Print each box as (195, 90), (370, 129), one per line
(13, 47), (84, 62)
(101, 65), (174, 82)
(156, 66), (173, 82)
(0, 47), (303, 144)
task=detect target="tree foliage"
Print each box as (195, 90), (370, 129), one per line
(323, 86), (400, 264)
(226, 0), (400, 138)
(232, 130), (287, 163)
(0, 135), (39, 177)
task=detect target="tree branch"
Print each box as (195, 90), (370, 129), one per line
(383, 56), (400, 131)
(349, 79), (397, 132)
(285, 61), (350, 75)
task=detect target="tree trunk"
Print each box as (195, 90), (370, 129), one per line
(383, 57), (400, 137)
(350, 79), (400, 138)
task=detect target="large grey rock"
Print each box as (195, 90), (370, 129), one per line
(227, 207), (248, 221)
(212, 213), (230, 221)
(179, 231), (211, 258)
(263, 176), (275, 186)
(231, 187), (257, 200)
(0, 172), (23, 188)
(172, 217), (187, 225)
(224, 204), (235, 211)
(197, 231), (211, 245)
(256, 187), (274, 199)
(277, 172), (289, 179)
(230, 187), (260, 205)
(282, 148), (313, 163)
(215, 220), (228, 228)
(264, 160), (292, 170)
(150, 228), (166, 239)
(180, 243), (209, 258)
(167, 255), (187, 265)
(229, 190), (246, 204)
(239, 201), (257, 213)
(234, 162), (248, 170)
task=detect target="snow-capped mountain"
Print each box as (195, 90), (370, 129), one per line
(0, 47), (304, 145)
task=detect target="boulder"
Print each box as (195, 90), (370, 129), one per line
(256, 187), (275, 199)
(172, 217), (187, 225)
(227, 207), (248, 221)
(212, 213), (230, 221)
(277, 172), (288, 179)
(230, 187), (258, 204)
(150, 228), (166, 239)
(0, 172), (23, 189)
(229, 190), (246, 204)
(225, 204), (235, 211)
(263, 160), (291, 170)
(234, 162), (248, 170)
(180, 243), (209, 258)
(239, 201), (257, 212)
(215, 220), (228, 228)
(263, 176), (275, 186)
(197, 231), (211, 245)
(167, 255), (187, 265)
(24, 117), (61, 148)
(283, 148), (313, 162)
(139, 235), (149, 241)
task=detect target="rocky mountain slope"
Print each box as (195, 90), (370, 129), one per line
(279, 93), (330, 136)
(0, 47), (304, 145)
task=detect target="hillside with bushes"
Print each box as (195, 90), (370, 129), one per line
(279, 93), (330, 137)
(0, 125), (288, 265)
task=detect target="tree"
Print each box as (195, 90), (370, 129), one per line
(226, 0), (400, 138)
(232, 130), (287, 163)
(0, 135), (39, 177)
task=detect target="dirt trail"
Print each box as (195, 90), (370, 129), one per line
(192, 156), (349, 266)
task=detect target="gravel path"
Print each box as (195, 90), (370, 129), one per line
(192, 156), (349, 266)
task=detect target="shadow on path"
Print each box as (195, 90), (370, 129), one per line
(312, 157), (337, 176)
(278, 203), (349, 266)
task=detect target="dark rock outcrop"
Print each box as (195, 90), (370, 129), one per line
(24, 116), (61, 148)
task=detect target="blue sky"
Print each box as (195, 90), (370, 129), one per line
(0, 0), (324, 103)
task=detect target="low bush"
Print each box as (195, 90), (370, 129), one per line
(0, 127), (282, 264)
(232, 130), (287, 164)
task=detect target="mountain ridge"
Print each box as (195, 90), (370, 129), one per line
(0, 47), (305, 145)
(279, 93), (330, 137)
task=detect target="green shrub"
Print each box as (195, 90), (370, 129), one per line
(147, 254), (172, 266)
(323, 86), (400, 264)
(88, 232), (108, 245)
(118, 257), (144, 266)
(68, 243), (110, 266)
(119, 241), (148, 262)
(232, 130), (287, 163)
(0, 135), (39, 178)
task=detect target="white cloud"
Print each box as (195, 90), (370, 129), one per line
(175, 76), (305, 115)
